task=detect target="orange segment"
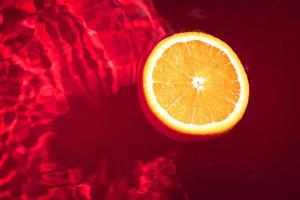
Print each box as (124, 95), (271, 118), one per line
(142, 32), (249, 137)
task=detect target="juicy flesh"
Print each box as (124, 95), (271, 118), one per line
(152, 41), (241, 125)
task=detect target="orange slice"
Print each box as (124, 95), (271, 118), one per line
(140, 32), (249, 140)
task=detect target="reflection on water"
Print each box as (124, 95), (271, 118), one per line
(0, 0), (179, 199)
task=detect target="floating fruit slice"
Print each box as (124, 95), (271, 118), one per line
(139, 32), (249, 141)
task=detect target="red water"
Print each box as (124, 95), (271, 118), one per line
(0, 0), (182, 199)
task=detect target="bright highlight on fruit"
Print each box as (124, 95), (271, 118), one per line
(140, 32), (249, 141)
